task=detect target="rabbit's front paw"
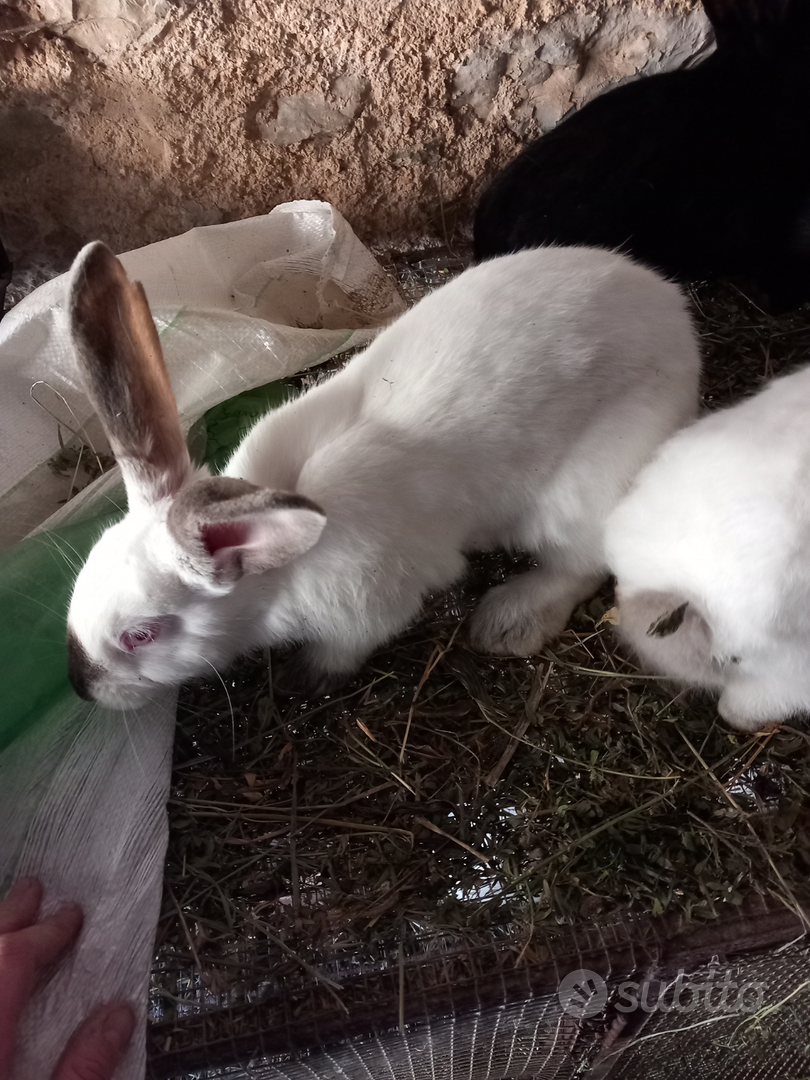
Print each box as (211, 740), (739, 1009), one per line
(469, 566), (604, 657)
(468, 587), (552, 657)
(717, 684), (791, 734)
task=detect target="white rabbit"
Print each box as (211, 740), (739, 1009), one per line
(605, 365), (810, 731)
(65, 241), (700, 709)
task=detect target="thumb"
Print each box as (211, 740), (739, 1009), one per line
(51, 1003), (135, 1080)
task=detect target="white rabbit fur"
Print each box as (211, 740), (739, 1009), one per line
(65, 242), (700, 709)
(606, 365), (810, 731)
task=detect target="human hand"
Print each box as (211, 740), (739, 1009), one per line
(0, 878), (135, 1080)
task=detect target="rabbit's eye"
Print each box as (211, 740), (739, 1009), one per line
(119, 624), (161, 651)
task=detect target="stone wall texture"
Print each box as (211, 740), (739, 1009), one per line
(0, 0), (711, 299)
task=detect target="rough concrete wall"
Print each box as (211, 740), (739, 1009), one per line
(0, 0), (710, 300)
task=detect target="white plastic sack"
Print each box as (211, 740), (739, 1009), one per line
(0, 201), (404, 1080)
(0, 199), (404, 510)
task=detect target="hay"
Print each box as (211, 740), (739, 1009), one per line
(146, 253), (810, 1042)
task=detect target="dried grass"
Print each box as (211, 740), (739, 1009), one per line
(149, 253), (810, 1034)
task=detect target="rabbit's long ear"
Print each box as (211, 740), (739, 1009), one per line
(618, 588), (717, 679)
(167, 477), (326, 587)
(68, 241), (192, 506)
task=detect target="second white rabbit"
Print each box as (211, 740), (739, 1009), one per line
(606, 364), (810, 731)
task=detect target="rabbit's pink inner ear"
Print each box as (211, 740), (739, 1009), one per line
(202, 522), (251, 557)
(199, 521), (252, 582)
(167, 477), (327, 584)
(67, 241), (191, 503)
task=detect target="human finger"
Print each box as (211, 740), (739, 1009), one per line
(3, 903), (84, 975)
(0, 879), (42, 935)
(51, 1003), (135, 1080)
(0, 904), (83, 1080)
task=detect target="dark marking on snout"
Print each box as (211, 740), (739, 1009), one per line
(66, 626), (103, 701)
(646, 603), (688, 638)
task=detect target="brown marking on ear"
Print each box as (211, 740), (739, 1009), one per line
(66, 625), (104, 701)
(647, 602), (688, 638)
(166, 476), (326, 583)
(168, 477), (323, 526)
(68, 242), (190, 503)
(617, 589), (721, 688)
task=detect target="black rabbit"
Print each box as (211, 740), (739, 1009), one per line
(474, 0), (810, 312)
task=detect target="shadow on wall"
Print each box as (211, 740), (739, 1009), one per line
(0, 89), (223, 305)
(0, 82), (469, 303)
(0, 2), (714, 302)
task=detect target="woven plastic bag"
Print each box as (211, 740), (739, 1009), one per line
(0, 201), (404, 1080)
